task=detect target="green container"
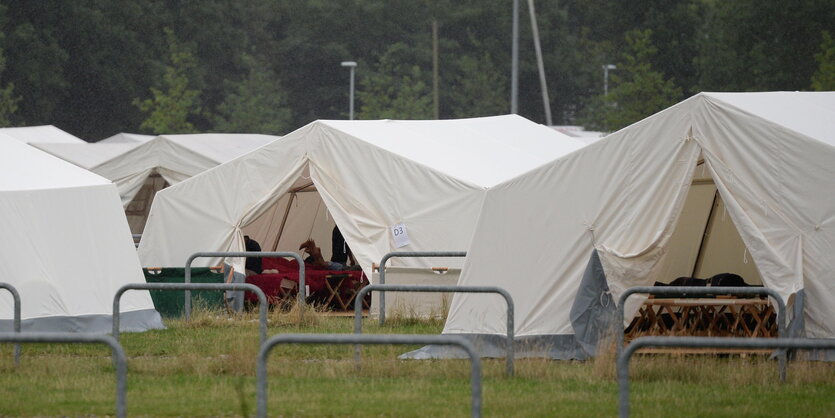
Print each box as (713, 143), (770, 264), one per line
(143, 267), (227, 318)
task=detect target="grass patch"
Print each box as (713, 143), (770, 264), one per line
(0, 306), (832, 416)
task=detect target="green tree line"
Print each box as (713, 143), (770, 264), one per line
(0, 0), (832, 140)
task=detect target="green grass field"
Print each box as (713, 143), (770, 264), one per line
(0, 306), (832, 417)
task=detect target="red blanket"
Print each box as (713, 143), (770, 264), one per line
(244, 257), (366, 306)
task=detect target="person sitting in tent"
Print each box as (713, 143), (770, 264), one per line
(244, 235), (263, 276)
(299, 227), (359, 271)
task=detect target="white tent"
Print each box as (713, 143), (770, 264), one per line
(37, 133), (278, 233)
(0, 125), (85, 143)
(99, 132), (155, 143)
(138, 115), (587, 288)
(33, 142), (140, 170)
(0, 134), (163, 332)
(430, 92), (835, 359)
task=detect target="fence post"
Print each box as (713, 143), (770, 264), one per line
(114, 283), (268, 347)
(377, 251), (466, 325)
(618, 337), (835, 418)
(354, 284), (514, 376)
(617, 286), (787, 381)
(257, 333), (481, 418)
(0, 283), (21, 366)
(0, 332), (127, 418)
(184, 251), (304, 320)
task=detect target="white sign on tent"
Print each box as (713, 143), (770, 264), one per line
(391, 222), (411, 248)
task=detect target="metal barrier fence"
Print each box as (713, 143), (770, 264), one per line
(377, 251), (466, 324)
(354, 284), (514, 376)
(618, 337), (835, 418)
(618, 286), (787, 381)
(257, 333), (482, 418)
(184, 251), (305, 319)
(113, 283), (268, 346)
(0, 332), (127, 418)
(0, 282), (21, 365)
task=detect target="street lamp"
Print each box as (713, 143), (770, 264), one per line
(341, 61), (357, 120)
(603, 64), (616, 96)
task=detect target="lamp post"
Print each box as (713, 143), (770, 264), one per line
(603, 64), (616, 96)
(510, 0), (519, 114)
(341, 61), (357, 120)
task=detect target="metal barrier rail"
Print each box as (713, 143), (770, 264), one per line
(257, 333), (481, 418)
(354, 284), (514, 376)
(618, 337), (835, 418)
(0, 282), (21, 365)
(618, 286), (787, 381)
(113, 283), (268, 346)
(185, 251), (305, 319)
(0, 332), (127, 418)
(377, 251), (466, 324)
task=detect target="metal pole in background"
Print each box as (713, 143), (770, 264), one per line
(527, 0), (552, 126)
(603, 64), (616, 96)
(432, 19), (440, 119)
(511, 0), (519, 114)
(341, 61), (358, 120)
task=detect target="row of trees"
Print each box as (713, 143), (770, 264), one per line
(0, 0), (832, 140)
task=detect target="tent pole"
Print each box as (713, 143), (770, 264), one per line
(691, 189), (719, 277)
(271, 192), (297, 252)
(268, 182), (316, 252)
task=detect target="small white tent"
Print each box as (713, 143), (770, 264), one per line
(0, 125), (85, 143)
(138, 115), (587, 284)
(427, 92), (834, 359)
(37, 133), (278, 233)
(0, 134), (163, 332)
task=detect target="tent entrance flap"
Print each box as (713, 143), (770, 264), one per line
(125, 171), (168, 234)
(655, 161), (762, 286)
(242, 176), (337, 262)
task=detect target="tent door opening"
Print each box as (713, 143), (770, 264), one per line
(125, 171), (168, 235)
(657, 159), (763, 286)
(242, 175), (338, 263)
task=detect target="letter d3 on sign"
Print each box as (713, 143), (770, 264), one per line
(391, 223), (410, 248)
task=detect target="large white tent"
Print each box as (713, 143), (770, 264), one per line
(138, 115), (587, 287)
(423, 92), (834, 359)
(37, 133), (278, 233)
(0, 125), (85, 143)
(0, 134), (163, 332)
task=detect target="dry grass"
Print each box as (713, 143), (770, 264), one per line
(0, 305), (832, 416)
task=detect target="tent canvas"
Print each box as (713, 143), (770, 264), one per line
(138, 115), (587, 290)
(0, 125), (85, 143)
(33, 142), (140, 170)
(99, 132), (155, 143)
(0, 134), (163, 332)
(426, 92), (835, 360)
(36, 133), (279, 233)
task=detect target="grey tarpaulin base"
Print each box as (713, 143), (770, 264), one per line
(401, 250), (611, 361)
(0, 308), (165, 333)
(400, 250), (833, 361)
(399, 333), (590, 360)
